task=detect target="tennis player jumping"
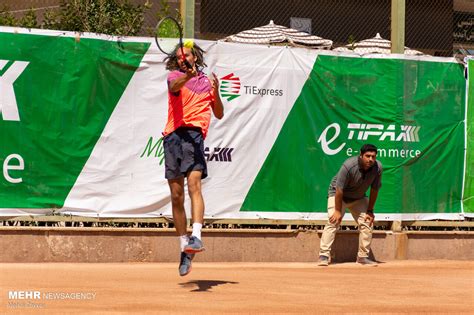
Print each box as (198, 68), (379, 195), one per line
(162, 41), (224, 276)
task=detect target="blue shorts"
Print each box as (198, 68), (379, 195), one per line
(163, 127), (208, 180)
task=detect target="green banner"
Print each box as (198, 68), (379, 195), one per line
(242, 55), (466, 214)
(0, 32), (149, 208)
(465, 59), (474, 214)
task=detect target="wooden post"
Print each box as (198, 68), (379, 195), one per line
(180, 0), (195, 39)
(391, 0), (405, 54)
(391, 220), (402, 232)
(395, 233), (408, 260)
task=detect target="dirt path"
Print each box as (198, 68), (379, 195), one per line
(1, 260), (473, 314)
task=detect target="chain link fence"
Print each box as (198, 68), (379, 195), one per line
(454, 10), (474, 55)
(1, 0), (473, 56)
(196, 0), (468, 56)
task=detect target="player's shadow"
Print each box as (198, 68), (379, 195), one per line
(179, 280), (238, 292)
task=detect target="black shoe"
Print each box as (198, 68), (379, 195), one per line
(317, 255), (330, 266)
(356, 257), (378, 266)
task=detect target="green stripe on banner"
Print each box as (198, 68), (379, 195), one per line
(464, 59), (474, 214)
(241, 55), (466, 214)
(0, 32), (149, 208)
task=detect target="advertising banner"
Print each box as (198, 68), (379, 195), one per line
(0, 27), (468, 220)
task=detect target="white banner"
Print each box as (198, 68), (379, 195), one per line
(62, 40), (320, 219)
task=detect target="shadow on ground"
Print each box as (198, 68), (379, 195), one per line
(179, 280), (239, 292)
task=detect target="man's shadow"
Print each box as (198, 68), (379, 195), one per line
(179, 280), (238, 292)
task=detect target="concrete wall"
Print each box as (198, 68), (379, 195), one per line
(1, 228), (472, 263)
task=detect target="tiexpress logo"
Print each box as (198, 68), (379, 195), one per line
(219, 73), (241, 101)
(219, 72), (284, 101)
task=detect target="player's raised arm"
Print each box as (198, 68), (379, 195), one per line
(210, 72), (224, 119)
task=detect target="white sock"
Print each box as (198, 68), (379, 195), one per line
(179, 235), (189, 252)
(192, 223), (202, 240)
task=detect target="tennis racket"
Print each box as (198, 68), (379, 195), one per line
(155, 16), (192, 69)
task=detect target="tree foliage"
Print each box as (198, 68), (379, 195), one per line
(20, 9), (39, 29)
(0, 6), (17, 26)
(0, 0), (151, 36)
(156, 0), (180, 21)
(152, 0), (182, 37)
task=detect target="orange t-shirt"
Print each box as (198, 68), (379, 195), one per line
(163, 71), (215, 139)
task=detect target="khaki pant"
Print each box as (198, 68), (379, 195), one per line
(319, 196), (373, 259)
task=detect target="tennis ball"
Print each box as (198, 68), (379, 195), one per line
(183, 40), (194, 49)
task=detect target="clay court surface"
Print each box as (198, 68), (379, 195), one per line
(1, 260), (473, 314)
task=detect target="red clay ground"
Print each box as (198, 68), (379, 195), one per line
(1, 260), (473, 314)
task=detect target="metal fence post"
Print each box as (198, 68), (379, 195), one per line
(391, 0), (405, 54)
(180, 0), (195, 38)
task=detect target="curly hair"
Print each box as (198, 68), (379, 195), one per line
(164, 43), (207, 71)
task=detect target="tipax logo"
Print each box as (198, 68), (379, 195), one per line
(204, 147), (234, 162)
(318, 122), (421, 155)
(0, 59), (30, 121)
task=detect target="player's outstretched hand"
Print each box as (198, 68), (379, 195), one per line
(210, 72), (219, 93)
(185, 65), (197, 78)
